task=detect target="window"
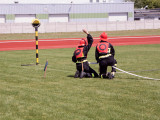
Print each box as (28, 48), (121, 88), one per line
(134, 18), (140, 20)
(96, 0), (99, 2)
(90, 0), (93, 3)
(14, 1), (19, 4)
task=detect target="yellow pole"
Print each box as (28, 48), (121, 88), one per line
(35, 27), (39, 65)
(32, 19), (40, 65)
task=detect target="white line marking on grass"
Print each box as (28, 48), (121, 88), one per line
(48, 68), (74, 73)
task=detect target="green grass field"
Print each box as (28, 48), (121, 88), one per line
(0, 42), (160, 119)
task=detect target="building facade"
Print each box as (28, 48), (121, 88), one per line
(0, 2), (134, 23)
(0, 0), (125, 4)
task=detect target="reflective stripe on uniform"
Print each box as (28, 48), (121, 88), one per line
(76, 60), (88, 63)
(99, 54), (111, 59)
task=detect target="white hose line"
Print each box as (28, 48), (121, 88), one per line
(88, 62), (160, 81)
(112, 66), (160, 81)
(88, 62), (98, 64)
(116, 69), (160, 73)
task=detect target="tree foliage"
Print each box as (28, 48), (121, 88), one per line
(126, 0), (160, 9)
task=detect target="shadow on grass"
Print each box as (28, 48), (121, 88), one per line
(67, 75), (75, 78)
(67, 75), (99, 79)
(68, 73), (149, 80)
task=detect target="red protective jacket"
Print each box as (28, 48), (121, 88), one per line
(95, 41), (115, 62)
(72, 34), (93, 62)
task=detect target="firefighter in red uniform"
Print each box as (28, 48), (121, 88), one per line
(72, 29), (98, 78)
(95, 32), (117, 79)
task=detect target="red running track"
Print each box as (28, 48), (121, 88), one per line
(0, 36), (160, 51)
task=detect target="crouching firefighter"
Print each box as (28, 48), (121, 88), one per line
(72, 29), (98, 78)
(95, 32), (117, 79)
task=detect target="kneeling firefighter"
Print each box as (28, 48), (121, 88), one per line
(72, 29), (98, 78)
(95, 32), (117, 79)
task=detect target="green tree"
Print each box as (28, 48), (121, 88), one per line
(134, 0), (144, 8)
(127, 0), (160, 8)
(153, 0), (160, 8)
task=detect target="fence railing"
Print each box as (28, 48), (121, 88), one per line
(0, 20), (160, 34)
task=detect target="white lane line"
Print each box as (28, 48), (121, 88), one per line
(0, 36), (160, 43)
(0, 40), (34, 43)
(114, 41), (160, 45)
(108, 36), (160, 39)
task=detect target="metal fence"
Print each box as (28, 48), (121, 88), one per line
(0, 20), (160, 34)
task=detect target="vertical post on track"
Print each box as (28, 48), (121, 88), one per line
(32, 19), (40, 65)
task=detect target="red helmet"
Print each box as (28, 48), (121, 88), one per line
(78, 38), (87, 46)
(100, 32), (108, 41)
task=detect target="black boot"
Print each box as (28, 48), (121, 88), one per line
(111, 72), (115, 78)
(106, 72), (113, 79)
(100, 74), (107, 79)
(80, 71), (86, 79)
(101, 72), (113, 79)
(86, 73), (92, 78)
(74, 71), (80, 78)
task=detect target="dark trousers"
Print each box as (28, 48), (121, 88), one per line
(76, 61), (98, 77)
(99, 56), (117, 76)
